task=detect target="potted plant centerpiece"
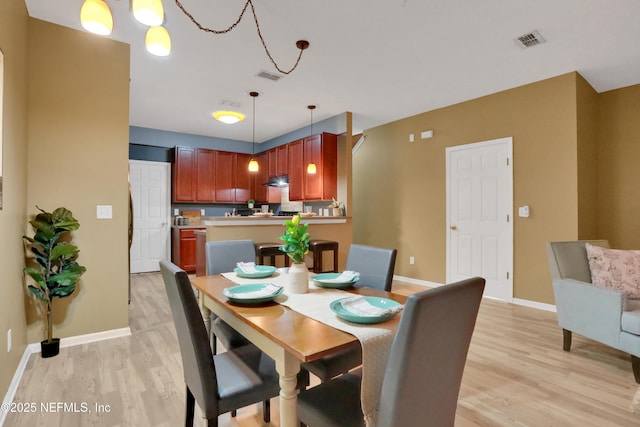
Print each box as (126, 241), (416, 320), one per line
(248, 199), (255, 209)
(328, 198), (344, 216)
(279, 213), (311, 293)
(23, 206), (87, 358)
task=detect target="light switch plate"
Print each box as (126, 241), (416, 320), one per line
(518, 206), (530, 217)
(96, 205), (113, 219)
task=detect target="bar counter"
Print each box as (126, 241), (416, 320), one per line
(203, 216), (352, 271)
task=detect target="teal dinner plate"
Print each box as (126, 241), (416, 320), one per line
(223, 283), (283, 304)
(233, 265), (277, 278)
(312, 272), (360, 289)
(330, 296), (401, 324)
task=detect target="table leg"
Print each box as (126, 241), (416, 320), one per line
(197, 290), (211, 336)
(275, 351), (301, 427)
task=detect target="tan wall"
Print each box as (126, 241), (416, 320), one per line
(25, 20), (130, 342)
(576, 74), (600, 239)
(0, 0), (30, 402)
(354, 73), (581, 304)
(597, 84), (640, 249)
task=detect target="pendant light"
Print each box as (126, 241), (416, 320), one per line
(80, 0), (113, 36)
(248, 92), (259, 172)
(146, 25), (171, 56)
(133, 0), (165, 27)
(307, 105), (317, 174)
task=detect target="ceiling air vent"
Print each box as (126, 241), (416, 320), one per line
(514, 30), (545, 48)
(257, 70), (282, 81)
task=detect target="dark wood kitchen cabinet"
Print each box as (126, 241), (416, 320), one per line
(288, 133), (337, 201)
(276, 144), (289, 176)
(235, 153), (253, 202)
(254, 151), (270, 202)
(288, 139), (304, 201)
(215, 150), (235, 202)
(172, 227), (205, 272)
(196, 148), (215, 202)
(173, 146), (197, 202)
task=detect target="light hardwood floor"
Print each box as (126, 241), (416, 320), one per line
(5, 273), (640, 426)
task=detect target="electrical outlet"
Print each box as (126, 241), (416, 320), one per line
(200, 209), (205, 215)
(409, 256), (415, 265)
(7, 329), (11, 353)
(173, 208), (179, 216)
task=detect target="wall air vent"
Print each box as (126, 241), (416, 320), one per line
(257, 70), (282, 81)
(514, 30), (546, 48)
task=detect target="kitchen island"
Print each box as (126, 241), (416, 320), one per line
(202, 216), (352, 271)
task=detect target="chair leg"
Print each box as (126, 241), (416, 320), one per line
(185, 386), (195, 427)
(207, 418), (218, 427)
(263, 399), (271, 422)
(562, 328), (572, 352)
(231, 410), (236, 417)
(211, 332), (217, 355)
(631, 355), (640, 384)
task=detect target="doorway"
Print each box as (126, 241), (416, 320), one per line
(446, 137), (513, 301)
(129, 160), (171, 273)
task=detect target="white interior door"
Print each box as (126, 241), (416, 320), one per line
(129, 160), (170, 273)
(446, 137), (513, 301)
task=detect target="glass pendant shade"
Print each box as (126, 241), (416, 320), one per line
(133, 0), (165, 26)
(80, 0), (113, 36)
(146, 26), (171, 56)
(248, 158), (259, 172)
(307, 163), (317, 174)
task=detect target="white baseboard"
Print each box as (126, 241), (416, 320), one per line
(1, 345), (33, 427)
(393, 275), (443, 288)
(0, 327), (131, 427)
(393, 275), (557, 312)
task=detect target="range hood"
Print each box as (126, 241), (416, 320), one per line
(266, 175), (289, 187)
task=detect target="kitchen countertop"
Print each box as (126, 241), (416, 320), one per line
(204, 216), (349, 226)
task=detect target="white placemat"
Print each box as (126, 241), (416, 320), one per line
(221, 270), (400, 426)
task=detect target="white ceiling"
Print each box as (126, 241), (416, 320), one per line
(25, 0), (640, 144)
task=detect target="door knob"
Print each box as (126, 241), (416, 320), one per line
(450, 225), (457, 230)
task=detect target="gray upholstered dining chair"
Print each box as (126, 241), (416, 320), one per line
(205, 240), (255, 354)
(297, 277), (485, 427)
(160, 260), (309, 427)
(302, 244), (398, 382)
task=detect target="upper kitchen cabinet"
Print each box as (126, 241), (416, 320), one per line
(235, 153), (254, 202)
(215, 150), (235, 202)
(254, 150), (270, 202)
(173, 146), (197, 202)
(288, 139), (304, 201)
(276, 144), (289, 176)
(292, 132), (337, 201)
(196, 148), (215, 202)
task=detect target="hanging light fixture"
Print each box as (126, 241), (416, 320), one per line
(132, 0), (165, 27)
(307, 105), (317, 174)
(248, 92), (260, 173)
(146, 25), (171, 57)
(80, 0), (113, 36)
(174, 0), (309, 75)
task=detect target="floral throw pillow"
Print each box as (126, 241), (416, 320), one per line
(586, 243), (640, 298)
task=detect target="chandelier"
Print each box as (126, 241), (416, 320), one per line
(80, 0), (171, 57)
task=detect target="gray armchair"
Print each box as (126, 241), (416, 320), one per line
(547, 240), (640, 383)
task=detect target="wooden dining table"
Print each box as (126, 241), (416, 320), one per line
(189, 274), (406, 427)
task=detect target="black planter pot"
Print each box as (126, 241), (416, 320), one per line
(41, 338), (60, 358)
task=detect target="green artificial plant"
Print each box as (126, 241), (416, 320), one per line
(23, 206), (86, 344)
(278, 213), (311, 264)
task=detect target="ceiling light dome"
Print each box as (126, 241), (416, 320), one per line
(213, 111), (245, 124)
(146, 26), (171, 57)
(133, 0), (165, 26)
(80, 0), (113, 36)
